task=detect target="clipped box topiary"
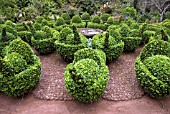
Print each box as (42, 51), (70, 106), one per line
(0, 39), (41, 97)
(31, 26), (59, 55)
(71, 15), (86, 28)
(81, 12), (91, 22)
(92, 31), (124, 62)
(55, 26), (88, 62)
(61, 13), (71, 24)
(121, 37), (141, 51)
(135, 39), (170, 99)
(64, 48), (109, 103)
(100, 13), (111, 23)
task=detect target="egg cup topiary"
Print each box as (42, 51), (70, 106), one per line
(55, 26), (88, 62)
(92, 32), (124, 62)
(81, 12), (91, 22)
(64, 48), (109, 103)
(135, 39), (170, 99)
(31, 26), (59, 55)
(0, 39), (41, 97)
(61, 13), (71, 24)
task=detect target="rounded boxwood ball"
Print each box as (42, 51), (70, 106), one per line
(64, 58), (109, 103)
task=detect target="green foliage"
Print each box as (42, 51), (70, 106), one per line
(142, 30), (156, 44)
(55, 27), (88, 62)
(31, 27), (59, 55)
(122, 6), (137, 17)
(72, 22), (86, 28)
(92, 32), (124, 62)
(119, 23), (131, 37)
(61, 13), (71, 24)
(72, 15), (82, 23)
(0, 27), (16, 56)
(130, 29), (140, 37)
(91, 15), (101, 24)
(3, 39), (34, 64)
(121, 37), (141, 51)
(107, 17), (114, 25)
(100, 13), (111, 23)
(59, 27), (73, 42)
(0, 38), (41, 97)
(64, 48), (109, 103)
(56, 17), (65, 26)
(33, 22), (42, 31)
(135, 40), (170, 99)
(17, 31), (32, 44)
(164, 11), (170, 20)
(1, 52), (28, 76)
(81, 12), (91, 21)
(87, 22), (107, 30)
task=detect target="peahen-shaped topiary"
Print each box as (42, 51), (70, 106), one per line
(0, 39), (41, 97)
(92, 31), (124, 62)
(64, 48), (109, 103)
(31, 25), (59, 54)
(135, 39), (170, 99)
(55, 26), (88, 62)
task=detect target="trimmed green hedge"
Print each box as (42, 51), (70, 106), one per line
(92, 32), (124, 62)
(55, 35), (87, 62)
(64, 48), (109, 103)
(55, 26), (88, 62)
(87, 22), (107, 30)
(121, 37), (141, 51)
(81, 12), (91, 22)
(135, 40), (170, 99)
(17, 31), (32, 44)
(31, 26), (59, 55)
(0, 39), (41, 97)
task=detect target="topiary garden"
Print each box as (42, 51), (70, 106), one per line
(0, 1), (170, 109)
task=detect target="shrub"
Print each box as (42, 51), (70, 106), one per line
(17, 31), (32, 44)
(0, 27), (16, 55)
(81, 12), (91, 21)
(0, 39), (41, 97)
(71, 15), (82, 23)
(100, 13), (111, 23)
(119, 23), (131, 37)
(56, 17), (65, 26)
(164, 11), (170, 20)
(92, 32), (124, 62)
(87, 22), (107, 30)
(142, 30), (156, 44)
(3, 39), (35, 64)
(135, 40), (170, 99)
(121, 37), (141, 51)
(72, 22), (86, 28)
(5, 20), (15, 28)
(107, 17), (114, 25)
(122, 6), (137, 17)
(64, 48), (109, 103)
(59, 27), (73, 42)
(31, 27), (59, 55)
(130, 29), (140, 37)
(91, 15), (101, 24)
(33, 22), (42, 31)
(41, 19), (48, 26)
(61, 13), (71, 24)
(55, 26), (88, 62)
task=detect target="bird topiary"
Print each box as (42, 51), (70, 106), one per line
(0, 39), (41, 97)
(81, 12), (91, 21)
(71, 15), (82, 23)
(92, 32), (124, 62)
(100, 13), (111, 23)
(31, 26), (59, 54)
(135, 39), (170, 99)
(64, 48), (109, 103)
(56, 17), (65, 26)
(55, 26), (88, 62)
(61, 13), (71, 24)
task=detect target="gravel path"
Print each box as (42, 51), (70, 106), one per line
(33, 47), (144, 101)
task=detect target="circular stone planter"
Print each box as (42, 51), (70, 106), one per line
(78, 28), (103, 38)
